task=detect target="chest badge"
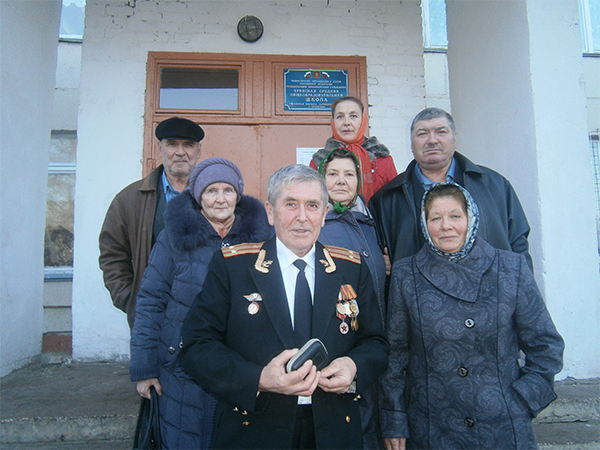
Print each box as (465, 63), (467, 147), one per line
(244, 293), (263, 315)
(336, 284), (359, 333)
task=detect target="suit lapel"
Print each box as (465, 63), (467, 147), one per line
(248, 238), (295, 349)
(312, 243), (339, 339)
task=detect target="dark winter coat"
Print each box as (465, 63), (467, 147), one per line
(380, 238), (564, 450)
(318, 202), (388, 449)
(369, 152), (532, 270)
(318, 203), (386, 323)
(130, 191), (272, 449)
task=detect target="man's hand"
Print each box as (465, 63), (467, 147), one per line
(317, 356), (357, 393)
(258, 349), (320, 396)
(384, 438), (406, 450)
(136, 378), (162, 399)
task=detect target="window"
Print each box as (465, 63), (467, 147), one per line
(44, 132), (76, 279)
(579, 0), (600, 54)
(160, 68), (239, 110)
(422, 0), (448, 51)
(60, 0), (85, 42)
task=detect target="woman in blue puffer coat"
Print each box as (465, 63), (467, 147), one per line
(130, 157), (272, 449)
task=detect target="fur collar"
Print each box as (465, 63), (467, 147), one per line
(163, 191), (271, 253)
(311, 136), (391, 168)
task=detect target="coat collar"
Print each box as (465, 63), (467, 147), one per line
(164, 191), (272, 253)
(139, 165), (163, 192)
(415, 238), (496, 303)
(377, 152), (486, 194)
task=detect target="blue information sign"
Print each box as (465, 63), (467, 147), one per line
(284, 69), (349, 111)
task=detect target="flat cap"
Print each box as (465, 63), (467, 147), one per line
(155, 117), (205, 142)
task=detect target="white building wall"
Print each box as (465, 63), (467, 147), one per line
(73, 0), (427, 359)
(52, 42), (82, 131)
(446, 0), (599, 379)
(423, 51), (452, 112)
(0, 0), (62, 377)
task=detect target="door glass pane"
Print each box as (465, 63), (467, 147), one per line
(160, 68), (239, 110)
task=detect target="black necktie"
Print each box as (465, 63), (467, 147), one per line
(293, 259), (312, 347)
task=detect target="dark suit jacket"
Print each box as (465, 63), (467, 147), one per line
(180, 237), (389, 449)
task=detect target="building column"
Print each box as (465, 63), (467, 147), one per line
(446, 0), (599, 378)
(0, 0), (62, 376)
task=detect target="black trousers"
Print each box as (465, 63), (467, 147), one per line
(291, 405), (316, 450)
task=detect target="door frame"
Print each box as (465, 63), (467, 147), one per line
(143, 52), (368, 176)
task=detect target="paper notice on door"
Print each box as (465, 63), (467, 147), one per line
(297, 147), (320, 166)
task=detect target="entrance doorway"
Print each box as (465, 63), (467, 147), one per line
(144, 52), (368, 200)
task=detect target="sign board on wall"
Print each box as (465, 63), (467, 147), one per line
(284, 69), (349, 111)
(296, 147), (320, 166)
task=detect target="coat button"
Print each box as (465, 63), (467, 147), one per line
(168, 346), (176, 354)
(242, 421), (250, 426)
(362, 250), (369, 258)
(465, 318), (475, 328)
(458, 367), (469, 377)
(346, 416), (351, 423)
(464, 418), (475, 428)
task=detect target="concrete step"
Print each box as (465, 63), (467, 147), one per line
(534, 421), (600, 450)
(0, 361), (138, 446)
(536, 378), (600, 424)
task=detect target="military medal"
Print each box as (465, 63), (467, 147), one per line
(336, 284), (359, 333)
(244, 293), (262, 315)
(339, 321), (349, 334)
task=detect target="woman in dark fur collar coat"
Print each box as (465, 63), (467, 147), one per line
(130, 157), (272, 449)
(310, 96), (397, 205)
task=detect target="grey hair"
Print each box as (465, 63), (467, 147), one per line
(410, 107), (456, 134)
(267, 164), (328, 208)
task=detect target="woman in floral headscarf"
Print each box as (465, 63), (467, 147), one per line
(380, 182), (564, 450)
(317, 146), (387, 450)
(310, 96), (397, 205)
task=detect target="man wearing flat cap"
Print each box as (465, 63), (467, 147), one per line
(99, 117), (204, 328)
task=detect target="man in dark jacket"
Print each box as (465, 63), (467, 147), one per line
(369, 107), (532, 272)
(180, 164), (389, 449)
(98, 117), (204, 328)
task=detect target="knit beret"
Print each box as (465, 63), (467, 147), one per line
(155, 117), (205, 142)
(189, 157), (244, 204)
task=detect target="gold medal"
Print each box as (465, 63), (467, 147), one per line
(351, 317), (359, 331)
(349, 301), (359, 315)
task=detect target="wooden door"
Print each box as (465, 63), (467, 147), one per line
(144, 52), (368, 201)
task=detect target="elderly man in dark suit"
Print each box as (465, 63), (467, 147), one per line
(180, 164), (389, 449)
